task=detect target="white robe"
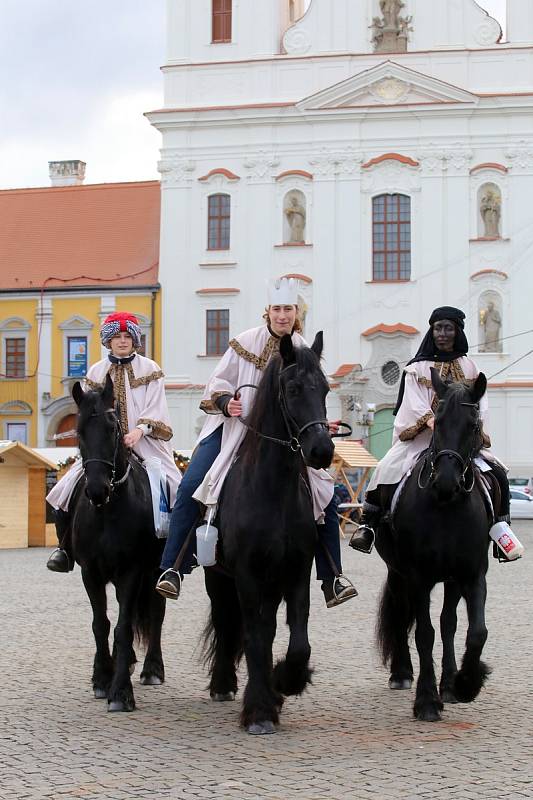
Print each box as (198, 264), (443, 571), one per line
(367, 356), (496, 492)
(192, 324), (334, 522)
(46, 354), (182, 511)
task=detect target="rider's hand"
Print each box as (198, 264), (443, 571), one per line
(124, 428), (143, 448)
(227, 396), (243, 417)
(427, 416), (435, 431)
(328, 419), (341, 435)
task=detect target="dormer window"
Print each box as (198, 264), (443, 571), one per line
(212, 0), (232, 43)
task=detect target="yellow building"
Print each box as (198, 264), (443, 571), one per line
(0, 163), (161, 447)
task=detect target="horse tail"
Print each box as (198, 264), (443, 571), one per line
(132, 568), (161, 649)
(376, 569), (415, 668)
(201, 570), (243, 698)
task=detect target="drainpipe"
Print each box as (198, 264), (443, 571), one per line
(151, 290), (157, 360)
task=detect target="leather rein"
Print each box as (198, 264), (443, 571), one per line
(417, 401), (481, 493)
(235, 363), (351, 455)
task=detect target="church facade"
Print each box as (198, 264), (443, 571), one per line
(149, 0), (533, 475)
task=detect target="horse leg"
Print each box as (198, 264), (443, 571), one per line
(239, 586), (281, 735)
(81, 566), (113, 699)
(439, 580), (461, 703)
(453, 575), (491, 702)
(413, 587), (443, 721)
(140, 579), (166, 687)
(204, 568), (242, 701)
(108, 571), (140, 712)
(377, 568), (414, 690)
(272, 571), (312, 699)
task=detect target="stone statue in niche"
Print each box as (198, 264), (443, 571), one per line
(479, 300), (502, 353)
(480, 187), (501, 238)
(371, 0), (412, 53)
(284, 194), (306, 243)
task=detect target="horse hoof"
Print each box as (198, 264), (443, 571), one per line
(247, 720), (276, 735)
(212, 691), (235, 702)
(140, 674), (163, 686)
(389, 678), (413, 690)
(415, 708), (442, 722)
(94, 688), (107, 699)
(108, 700), (135, 712)
(440, 689), (458, 704)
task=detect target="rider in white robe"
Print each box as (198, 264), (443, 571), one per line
(46, 312), (181, 573)
(155, 278), (358, 608)
(350, 306), (512, 556)
(192, 323), (334, 521)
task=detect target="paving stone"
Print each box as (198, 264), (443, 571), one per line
(1, 526), (532, 799)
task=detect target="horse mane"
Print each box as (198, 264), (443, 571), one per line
(238, 343), (323, 461)
(436, 380), (483, 453)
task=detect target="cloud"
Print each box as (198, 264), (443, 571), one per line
(0, 0), (165, 188)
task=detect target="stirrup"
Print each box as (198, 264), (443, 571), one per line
(46, 547), (73, 572)
(349, 524), (375, 554)
(155, 568), (182, 598)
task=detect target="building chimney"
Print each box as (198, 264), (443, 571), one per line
(48, 160), (86, 187)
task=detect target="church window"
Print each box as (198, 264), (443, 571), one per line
(208, 193), (231, 250)
(212, 0), (232, 43)
(206, 309), (230, 356)
(381, 360), (401, 386)
(372, 194), (411, 281)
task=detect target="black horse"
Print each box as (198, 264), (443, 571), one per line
(202, 332), (334, 734)
(376, 368), (492, 721)
(70, 374), (166, 711)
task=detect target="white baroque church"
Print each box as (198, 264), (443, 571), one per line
(148, 0), (533, 474)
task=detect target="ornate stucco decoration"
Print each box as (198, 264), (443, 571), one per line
(282, 26), (312, 55)
(158, 157), (196, 187)
(369, 77), (410, 104)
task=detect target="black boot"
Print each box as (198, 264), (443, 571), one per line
(321, 575), (358, 608)
(349, 505), (380, 554)
(155, 569), (182, 600)
(46, 509), (74, 572)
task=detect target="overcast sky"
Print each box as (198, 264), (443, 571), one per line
(0, 0), (507, 190)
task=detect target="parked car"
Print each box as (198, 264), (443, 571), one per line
(509, 477), (533, 495)
(510, 489), (533, 519)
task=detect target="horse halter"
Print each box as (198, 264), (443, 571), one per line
(82, 409), (132, 505)
(235, 364), (351, 455)
(418, 401), (480, 493)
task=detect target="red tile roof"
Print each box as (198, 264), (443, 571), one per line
(331, 363), (361, 378)
(362, 323), (419, 337)
(0, 181), (160, 290)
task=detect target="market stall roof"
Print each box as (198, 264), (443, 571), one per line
(33, 447), (79, 468)
(0, 441), (56, 469)
(333, 440), (378, 468)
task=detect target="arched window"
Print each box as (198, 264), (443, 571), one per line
(207, 194), (231, 250)
(372, 194), (411, 281)
(212, 0), (232, 43)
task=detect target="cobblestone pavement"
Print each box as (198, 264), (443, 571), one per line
(1, 523), (532, 800)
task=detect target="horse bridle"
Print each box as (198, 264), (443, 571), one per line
(235, 364), (351, 454)
(418, 401), (481, 493)
(82, 409), (132, 504)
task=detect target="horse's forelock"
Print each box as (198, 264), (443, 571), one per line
(77, 388), (109, 431)
(243, 343), (326, 439)
(436, 381), (478, 423)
